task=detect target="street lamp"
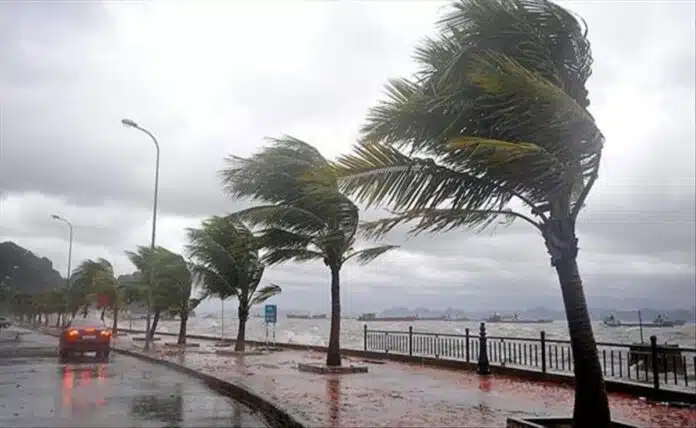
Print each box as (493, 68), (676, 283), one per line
(51, 214), (73, 326)
(121, 117), (160, 352)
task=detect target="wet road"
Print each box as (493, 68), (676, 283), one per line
(0, 327), (269, 427)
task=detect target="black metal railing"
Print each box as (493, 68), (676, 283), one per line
(363, 323), (696, 394)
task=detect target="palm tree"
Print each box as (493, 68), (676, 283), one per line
(71, 258), (122, 332)
(152, 250), (204, 345)
(220, 136), (397, 366)
(125, 246), (181, 340)
(333, 0), (607, 424)
(187, 215), (281, 352)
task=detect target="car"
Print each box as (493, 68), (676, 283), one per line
(58, 318), (112, 362)
(0, 317), (11, 328)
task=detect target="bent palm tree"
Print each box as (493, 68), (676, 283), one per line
(125, 246), (178, 339)
(220, 137), (397, 366)
(334, 0), (608, 425)
(152, 251), (204, 345)
(71, 258), (121, 331)
(187, 215), (281, 351)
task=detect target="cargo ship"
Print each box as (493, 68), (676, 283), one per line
(357, 313), (448, 322)
(484, 313), (552, 324)
(603, 313), (685, 328)
(287, 312), (327, 319)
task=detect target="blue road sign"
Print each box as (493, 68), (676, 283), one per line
(264, 304), (277, 324)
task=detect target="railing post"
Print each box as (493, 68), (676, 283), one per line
(408, 325), (413, 356)
(477, 322), (490, 375)
(465, 327), (470, 363)
(650, 335), (660, 390)
(540, 331), (547, 374)
(363, 324), (367, 351)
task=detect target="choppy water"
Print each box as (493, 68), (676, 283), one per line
(121, 316), (696, 350)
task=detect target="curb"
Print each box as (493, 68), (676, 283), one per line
(110, 346), (306, 428)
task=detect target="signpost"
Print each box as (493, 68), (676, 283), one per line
(264, 304), (277, 349)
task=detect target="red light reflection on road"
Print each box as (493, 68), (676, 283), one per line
(60, 366), (109, 412)
(81, 369), (90, 386)
(62, 367), (74, 406)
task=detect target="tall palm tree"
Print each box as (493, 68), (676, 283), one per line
(220, 137), (397, 366)
(125, 246), (181, 340)
(152, 250), (204, 346)
(333, 0), (607, 425)
(71, 258), (122, 332)
(187, 215), (281, 352)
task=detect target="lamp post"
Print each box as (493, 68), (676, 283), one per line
(51, 214), (73, 326)
(121, 118), (160, 352)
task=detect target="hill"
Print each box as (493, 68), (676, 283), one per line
(0, 241), (63, 294)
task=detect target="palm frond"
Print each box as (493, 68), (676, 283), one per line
(233, 205), (327, 235)
(256, 228), (313, 250)
(262, 248), (325, 266)
(187, 215), (272, 308)
(334, 141), (525, 211)
(220, 135), (336, 205)
(342, 0), (601, 229)
(447, 136), (569, 197)
(249, 283), (282, 306)
(360, 207), (538, 239)
(343, 245), (399, 265)
(438, 0), (593, 105)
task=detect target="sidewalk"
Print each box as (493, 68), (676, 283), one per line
(114, 336), (696, 428)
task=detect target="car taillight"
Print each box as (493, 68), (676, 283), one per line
(100, 330), (111, 337)
(67, 330), (79, 337)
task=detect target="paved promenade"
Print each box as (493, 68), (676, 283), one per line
(114, 335), (696, 428)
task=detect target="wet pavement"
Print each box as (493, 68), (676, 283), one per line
(115, 336), (696, 428)
(0, 327), (269, 428)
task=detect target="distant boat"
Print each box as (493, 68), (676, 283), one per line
(287, 312), (326, 319)
(286, 313), (310, 319)
(603, 314), (622, 327)
(357, 312), (448, 322)
(485, 313), (552, 324)
(603, 313), (685, 328)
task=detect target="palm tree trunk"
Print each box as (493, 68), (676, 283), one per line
(149, 310), (160, 340)
(235, 305), (248, 352)
(555, 256), (611, 426)
(177, 311), (188, 345)
(111, 307), (118, 334)
(326, 265), (341, 367)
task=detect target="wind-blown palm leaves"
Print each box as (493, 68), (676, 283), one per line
(152, 251), (203, 345)
(333, 0), (608, 424)
(220, 136), (397, 366)
(187, 215), (281, 352)
(123, 247), (202, 344)
(70, 258), (122, 331)
(126, 246), (183, 340)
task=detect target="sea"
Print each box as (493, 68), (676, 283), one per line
(120, 316), (696, 350)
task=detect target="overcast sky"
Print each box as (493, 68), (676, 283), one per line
(1, 1), (694, 314)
